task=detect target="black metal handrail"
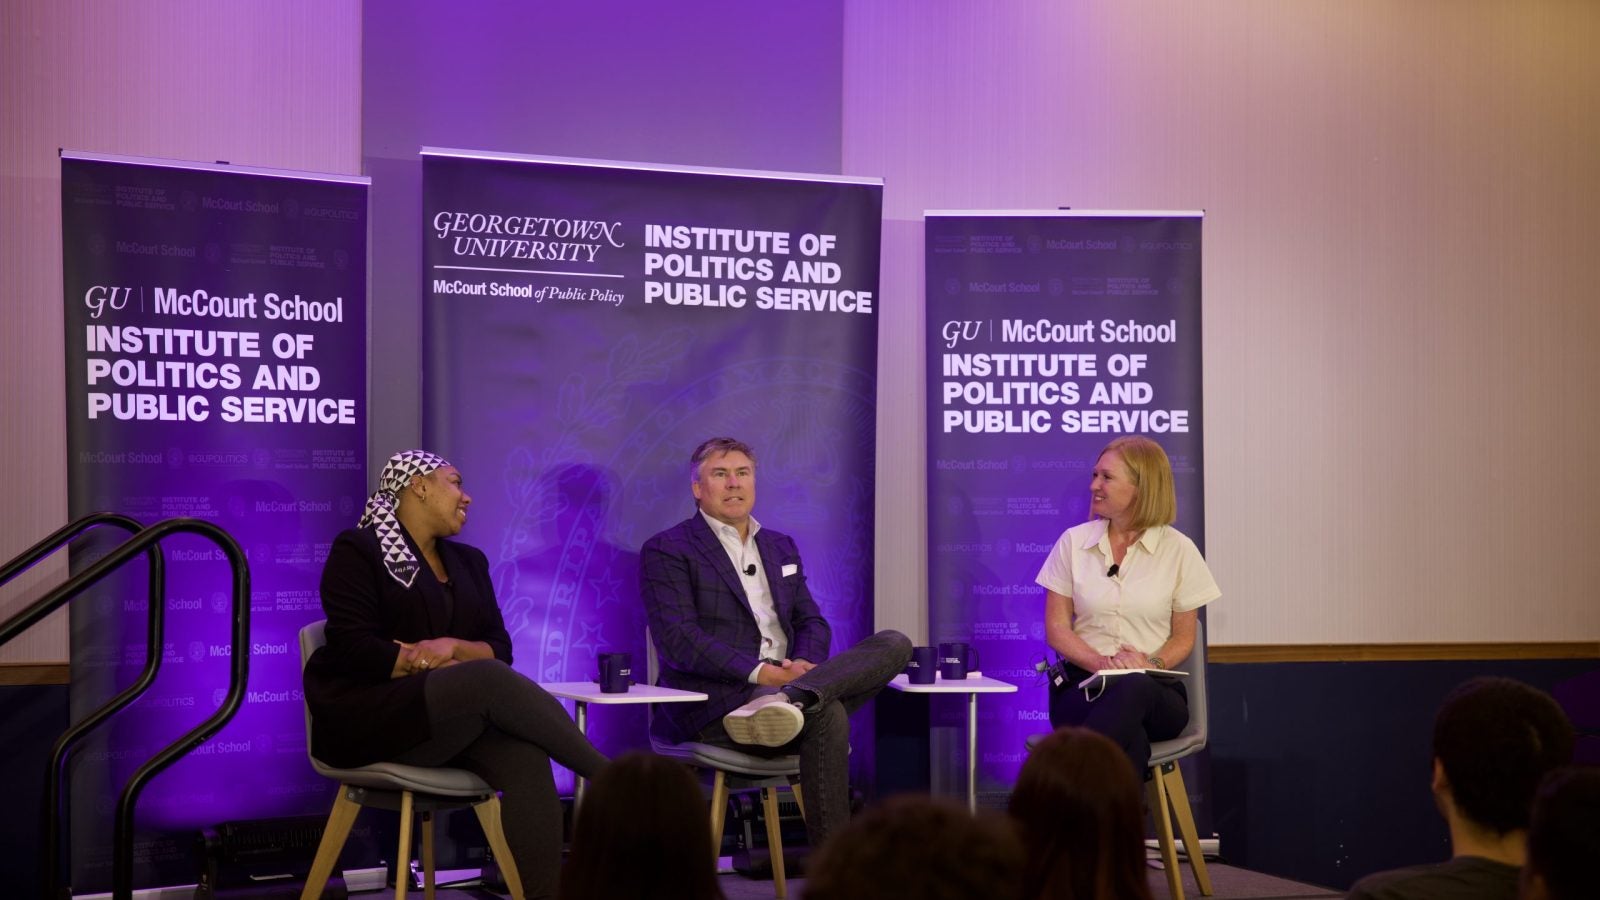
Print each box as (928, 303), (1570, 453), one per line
(0, 512), (157, 643)
(1, 516), (250, 900)
(0, 512), (163, 899)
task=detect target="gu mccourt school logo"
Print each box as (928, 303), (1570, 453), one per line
(201, 195), (280, 215)
(193, 737), (254, 756)
(254, 498), (333, 514)
(247, 687), (304, 704)
(205, 640), (291, 657)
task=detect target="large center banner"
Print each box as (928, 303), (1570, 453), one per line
(422, 149), (882, 789)
(925, 210), (1205, 797)
(61, 153), (368, 890)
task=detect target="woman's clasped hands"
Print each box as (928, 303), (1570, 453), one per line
(392, 637), (464, 677)
(1105, 644), (1152, 670)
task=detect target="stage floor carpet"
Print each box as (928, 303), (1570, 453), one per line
(714, 860), (1341, 900)
(417, 859), (1339, 900)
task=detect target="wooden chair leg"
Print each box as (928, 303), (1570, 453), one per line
(420, 810), (436, 900)
(395, 791), (414, 900)
(762, 786), (787, 899)
(1162, 763), (1213, 896)
(708, 770), (729, 863)
(301, 786), (362, 900)
(473, 795), (524, 900)
(789, 780), (806, 823)
(1147, 769), (1184, 900)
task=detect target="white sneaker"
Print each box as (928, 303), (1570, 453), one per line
(722, 693), (804, 747)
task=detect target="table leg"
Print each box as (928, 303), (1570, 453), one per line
(574, 701), (589, 806)
(967, 692), (978, 813)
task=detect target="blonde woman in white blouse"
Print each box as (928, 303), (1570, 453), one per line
(1035, 436), (1220, 776)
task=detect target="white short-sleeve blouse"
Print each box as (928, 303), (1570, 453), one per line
(1035, 519), (1220, 657)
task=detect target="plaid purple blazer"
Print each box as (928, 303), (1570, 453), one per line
(641, 514), (832, 742)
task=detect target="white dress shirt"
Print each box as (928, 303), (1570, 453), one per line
(700, 510), (788, 683)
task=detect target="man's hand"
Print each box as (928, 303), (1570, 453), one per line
(788, 659), (817, 677)
(757, 660), (802, 686)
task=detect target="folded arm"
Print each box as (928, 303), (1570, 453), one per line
(1044, 589), (1115, 672)
(320, 532), (404, 680)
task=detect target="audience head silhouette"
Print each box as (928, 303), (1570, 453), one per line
(803, 794), (1023, 900)
(1521, 765), (1600, 900)
(1432, 677), (1574, 837)
(1008, 726), (1153, 900)
(1348, 677), (1575, 899)
(559, 751), (725, 900)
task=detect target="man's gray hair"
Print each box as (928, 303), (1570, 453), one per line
(690, 437), (756, 481)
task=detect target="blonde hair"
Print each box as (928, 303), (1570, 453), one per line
(1096, 436), (1176, 530)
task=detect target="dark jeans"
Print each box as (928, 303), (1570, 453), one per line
(394, 658), (607, 900)
(1049, 664), (1188, 778)
(697, 629), (912, 846)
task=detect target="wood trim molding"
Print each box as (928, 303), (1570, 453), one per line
(0, 662), (70, 685)
(1211, 643), (1600, 664)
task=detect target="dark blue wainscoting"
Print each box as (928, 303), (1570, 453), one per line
(1209, 658), (1599, 892)
(2, 683), (70, 898)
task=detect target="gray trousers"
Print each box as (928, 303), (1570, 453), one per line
(697, 629), (912, 847)
(394, 658), (607, 900)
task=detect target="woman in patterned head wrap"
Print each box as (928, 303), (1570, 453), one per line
(303, 450), (607, 900)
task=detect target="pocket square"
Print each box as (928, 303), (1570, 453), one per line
(781, 563), (798, 577)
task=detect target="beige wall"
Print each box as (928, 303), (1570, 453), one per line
(7, 2), (1598, 661)
(0, 0), (361, 662)
(850, 1), (1600, 645)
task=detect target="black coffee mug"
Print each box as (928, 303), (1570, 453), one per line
(597, 652), (632, 694)
(939, 641), (970, 680)
(906, 646), (938, 684)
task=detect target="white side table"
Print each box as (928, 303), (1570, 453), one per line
(540, 682), (708, 803)
(888, 673), (1018, 812)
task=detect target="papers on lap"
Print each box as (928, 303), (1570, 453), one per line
(1076, 667), (1187, 690)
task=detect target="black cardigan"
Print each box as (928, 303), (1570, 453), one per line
(302, 525), (513, 767)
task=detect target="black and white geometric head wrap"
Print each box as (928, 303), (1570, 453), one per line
(358, 449), (452, 588)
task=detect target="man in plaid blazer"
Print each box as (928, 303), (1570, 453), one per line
(642, 436), (912, 845)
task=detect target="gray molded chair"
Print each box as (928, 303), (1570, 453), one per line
(298, 620), (524, 900)
(646, 631), (804, 899)
(1026, 620), (1213, 900)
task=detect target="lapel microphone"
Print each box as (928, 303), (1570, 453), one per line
(744, 563), (757, 576)
(1106, 563), (1119, 577)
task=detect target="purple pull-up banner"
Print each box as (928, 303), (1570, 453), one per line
(924, 210), (1205, 797)
(422, 149), (882, 791)
(62, 152), (368, 890)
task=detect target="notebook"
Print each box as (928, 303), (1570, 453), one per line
(1076, 667), (1187, 690)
